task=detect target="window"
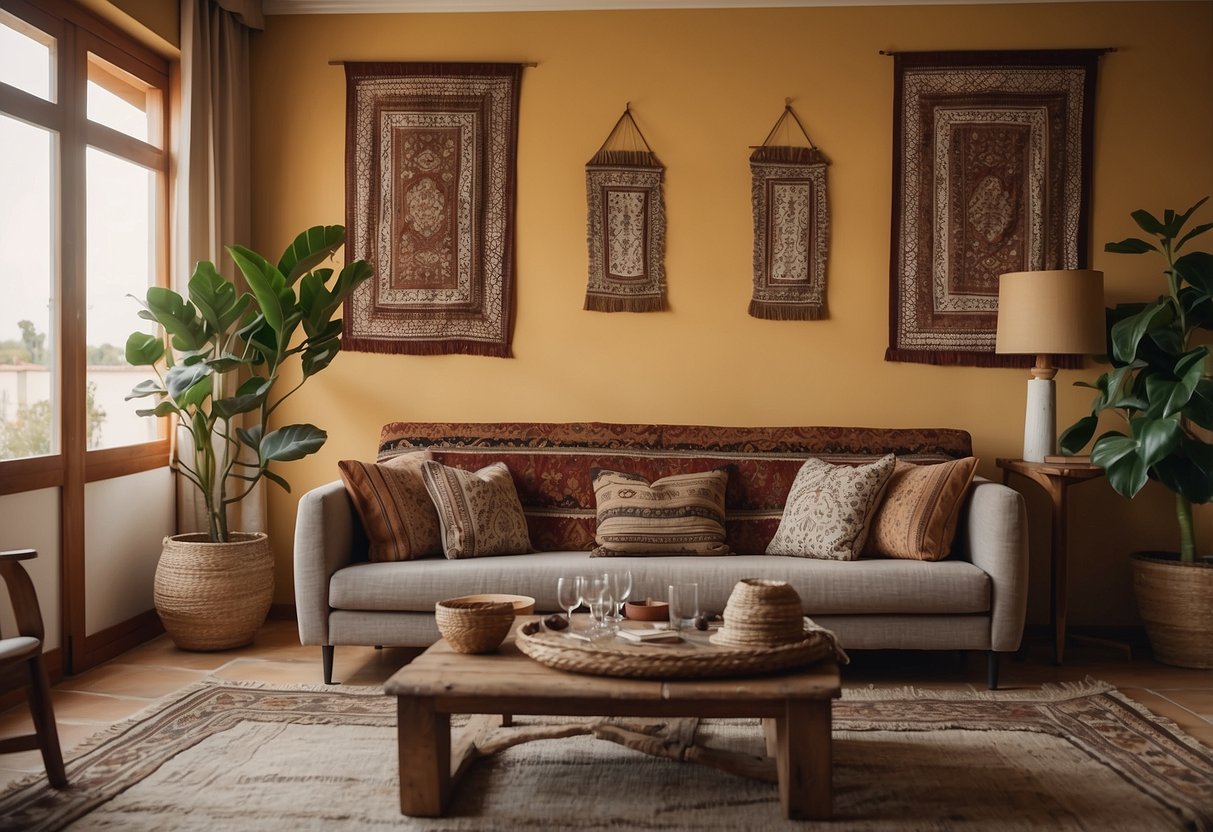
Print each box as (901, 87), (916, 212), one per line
(0, 0), (169, 470)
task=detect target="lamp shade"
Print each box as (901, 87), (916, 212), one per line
(995, 270), (1105, 356)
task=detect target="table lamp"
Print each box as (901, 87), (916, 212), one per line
(995, 269), (1105, 463)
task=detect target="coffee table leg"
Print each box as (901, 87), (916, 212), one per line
(397, 696), (450, 817)
(775, 699), (832, 820)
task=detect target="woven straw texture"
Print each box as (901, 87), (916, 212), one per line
(711, 579), (805, 647)
(1132, 554), (1213, 669)
(515, 627), (836, 679)
(153, 533), (273, 651)
(435, 599), (515, 654)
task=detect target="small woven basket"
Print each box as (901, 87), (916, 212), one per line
(711, 579), (805, 648)
(435, 598), (515, 654)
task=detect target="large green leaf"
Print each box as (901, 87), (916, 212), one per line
(187, 260), (248, 334)
(259, 423), (327, 463)
(1059, 415), (1098, 453)
(1091, 432), (1149, 499)
(1131, 209), (1166, 236)
(237, 424), (263, 451)
(135, 400), (179, 418)
(1172, 196), (1210, 237)
(125, 332), (164, 366)
(1111, 301), (1171, 364)
(143, 287), (207, 351)
(301, 341), (339, 378)
(178, 374), (213, 410)
(1186, 378), (1213, 431)
(1176, 221), (1213, 252)
(276, 226), (345, 285)
(1144, 348), (1208, 418)
(227, 245), (289, 336)
(1132, 415), (1182, 468)
(212, 376), (272, 420)
(1175, 251), (1213, 295)
(1153, 435), (1213, 504)
(165, 363), (212, 404)
(1105, 237), (1157, 255)
(125, 379), (166, 400)
(261, 469), (291, 493)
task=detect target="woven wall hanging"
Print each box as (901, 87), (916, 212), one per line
(748, 103), (830, 320)
(584, 106), (667, 312)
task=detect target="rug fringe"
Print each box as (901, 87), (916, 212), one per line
(584, 294), (666, 313)
(748, 300), (824, 320)
(842, 677), (1116, 702)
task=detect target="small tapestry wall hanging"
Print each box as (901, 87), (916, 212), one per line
(749, 103), (830, 320)
(584, 107), (666, 312)
(343, 62), (522, 357)
(887, 49), (1104, 366)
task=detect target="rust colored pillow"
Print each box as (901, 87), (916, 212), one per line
(865, 457), (978, 561)
(338, 451), (442, 562)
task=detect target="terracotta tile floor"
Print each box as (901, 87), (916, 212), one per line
(0, 620), (1210, 789)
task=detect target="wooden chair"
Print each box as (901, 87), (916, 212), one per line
(0, 549), (67, 787)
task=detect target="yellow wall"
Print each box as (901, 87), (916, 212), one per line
(250, 2), (1213, 626)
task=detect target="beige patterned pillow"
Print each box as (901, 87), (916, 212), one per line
(766, 455), (895, 560)
(865, 457), (978, 561)
(338, 451), (441, 562)
(591, 468), (730, 557)
(420, 461), (531, 559)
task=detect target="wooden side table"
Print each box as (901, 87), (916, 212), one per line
(996, 458), (1128, 664)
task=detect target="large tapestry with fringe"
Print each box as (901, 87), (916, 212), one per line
(584, 108), (667, 312)
(749, 105), (830, 320)
(887, 49), (1103, 367)
(343, 62), (522, 357)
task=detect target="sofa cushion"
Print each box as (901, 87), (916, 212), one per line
(420, 461), (532, 559)
(328, 551), (991, 617)
(766, 455), (895, 560)
(865, 457), (978, 561)
(590, 468), (730, 557)
(377, 422), (973, 553)
(337, 452), (441, 562)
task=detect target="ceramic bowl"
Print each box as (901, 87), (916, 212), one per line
(624, 599), (670, 621)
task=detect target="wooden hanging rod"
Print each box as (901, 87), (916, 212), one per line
(328, 59), (538, 67)
(878, 48), (1116, 56)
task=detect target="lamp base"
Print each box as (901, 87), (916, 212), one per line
(1023, 377), (1057, 463)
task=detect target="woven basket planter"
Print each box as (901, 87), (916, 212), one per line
(1132, 552), (1213, 669)
(154, 532), (274, 651)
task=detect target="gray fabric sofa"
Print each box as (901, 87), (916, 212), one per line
(294, 422), (1028, 687)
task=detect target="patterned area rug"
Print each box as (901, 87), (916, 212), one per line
(1, 680), (1210, 831)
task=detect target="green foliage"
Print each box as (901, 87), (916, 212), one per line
(1059, 197), (1213, 562)
(0, 382), (106, 458)
(125, 225), (373, 542)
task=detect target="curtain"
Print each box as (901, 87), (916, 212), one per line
(172, 0), (265, 536)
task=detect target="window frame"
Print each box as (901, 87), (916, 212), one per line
(0, 0), (171, 497)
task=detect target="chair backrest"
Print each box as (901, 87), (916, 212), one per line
(0, 549), (46, 643)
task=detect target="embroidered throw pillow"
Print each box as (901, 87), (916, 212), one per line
(420, 461), (531, 559)
(338, 451), (441, 562)
(591, 468), (730, 557)
(864, 457), (978, 561)
(766, 455), (895, 560)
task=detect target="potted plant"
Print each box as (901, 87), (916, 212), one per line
(126, 226), (372, 650)
(1059, 197), (1213, 668)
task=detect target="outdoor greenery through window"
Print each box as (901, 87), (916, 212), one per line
(0, 2), (169, 463)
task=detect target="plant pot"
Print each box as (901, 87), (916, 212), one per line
(1131, 551), (1213, 669)
(154, 532), (274, 651)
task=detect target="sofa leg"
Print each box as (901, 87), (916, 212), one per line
(322, 645), (335, 685)
(987, 651), (1000, 691)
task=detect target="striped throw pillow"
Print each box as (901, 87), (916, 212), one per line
(591, 468), (731, 557)
(865, 457), (978, 561)
(337, 451), (441, 562)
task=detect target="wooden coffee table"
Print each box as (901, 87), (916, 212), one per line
(384, 621), (840, 820)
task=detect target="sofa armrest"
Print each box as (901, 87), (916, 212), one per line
(293, 480), (359, 646)
(959, 477), (1029, 653)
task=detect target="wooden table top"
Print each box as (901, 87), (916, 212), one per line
(385, 619), (841, 705)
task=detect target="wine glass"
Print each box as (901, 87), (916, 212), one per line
(557, 576), (582, 624)
(608, 570), (633, 622)
(589, 578), (616, 636)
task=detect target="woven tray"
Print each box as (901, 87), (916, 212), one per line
(515, 626), (837, 680)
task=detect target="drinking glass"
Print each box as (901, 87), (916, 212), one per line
(668, 583), (699, 633)
(590, 580), (616, 635)
(557, 576), (582, 623)
(608, 570), (633, 622)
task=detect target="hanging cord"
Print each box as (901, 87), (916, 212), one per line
(595, 103), (656, 155)
(757, 98), (817, 149)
